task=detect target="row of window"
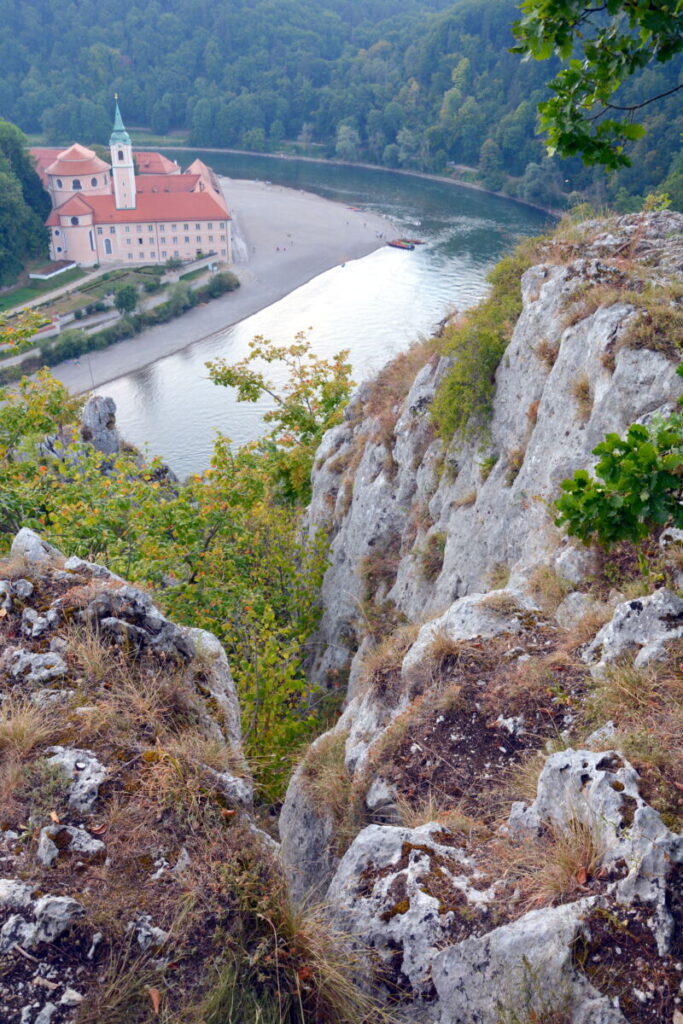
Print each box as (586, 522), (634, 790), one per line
(125, 249), (226, 260)
(59, 223), (226, 236)
(93, 222), (221, 234)
(54, 177), (104, 190)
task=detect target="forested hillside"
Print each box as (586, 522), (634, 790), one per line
(0, 121), (49, 285)
(1, 0), (682, 208)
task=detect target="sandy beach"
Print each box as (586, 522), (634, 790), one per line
(49, 178), (393, 395)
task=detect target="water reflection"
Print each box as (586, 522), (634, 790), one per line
(96, 157), (550, 477)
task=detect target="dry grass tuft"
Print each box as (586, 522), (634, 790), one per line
(492, 819), (604, 912)
(0, 698), (61, 760)
(300, 731), (351, 826)
(359, 625), (418, 700)
(488, 562), (511, 589)
(505, 447), (526, 486)
(479, 591), (522, 616)
(364, 337), (439, 419)
(452, 488), (477, 509)
(571, 372), (593, 421)
(535, 338), (559, 368)
(418, 530), (446, 582)
(526, 399), (540, 427)
(527, 566), (571, 615)
(397, 792), (489, 840)
(558, 603), (613, 651)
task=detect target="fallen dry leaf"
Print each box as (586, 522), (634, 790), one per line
(575, 867), (588, 885)
(0, 608), (7, 618)
(221, 808), (236, 819)
(49, 811), (60, 824)
(148, 987), (162, 1014)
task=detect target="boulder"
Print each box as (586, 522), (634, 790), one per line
(79, 395), (120, 455)
(45, 747), (107, 813)
(583, 589), (683, 676)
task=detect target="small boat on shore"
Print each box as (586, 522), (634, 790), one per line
(387, 238), (415, 250)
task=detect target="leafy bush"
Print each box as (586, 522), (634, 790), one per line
(555, 391), (683, 548)
(0, 335), (351, 803)
(431, 245), (537, 439)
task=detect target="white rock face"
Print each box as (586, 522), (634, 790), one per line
(583, 589), (683, 675)
(279, 756), (338, 904)
(79, 395), (120, 455)
(10, 529), (62, 568)
(401, 589), (539, 683)
(430, 901), (625, 1024)
(46, 747), (107, 813)
(306, 214), (683, 687)
(282, 213), (683, 1021)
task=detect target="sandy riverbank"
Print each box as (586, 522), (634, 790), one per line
(50, 178), (393, 394)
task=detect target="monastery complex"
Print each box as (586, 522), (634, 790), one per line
(31, 102), (232, 268)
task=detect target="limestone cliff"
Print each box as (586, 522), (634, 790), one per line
(280, 212), (683, 1023)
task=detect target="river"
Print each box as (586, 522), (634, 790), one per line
(94, 152), (552, 478)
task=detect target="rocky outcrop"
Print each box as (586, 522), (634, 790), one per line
(0, 529), (255, 1023)
(306, 212), (683, 688)
(280, 212), (683, 1023)
(79, 396), (120, 455)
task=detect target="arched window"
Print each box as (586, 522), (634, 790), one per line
(118, 150), (124, 161)
(56, 178), (63, 188)
(72, 179), (82, 190)
(91, 177), (98, 187)
(70, 216), (79, 226)
(104, 237), (112, 255)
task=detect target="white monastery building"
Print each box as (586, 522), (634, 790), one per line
(31, 102), (232, 268)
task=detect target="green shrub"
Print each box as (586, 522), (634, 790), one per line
(556, 388), (683, 548)
(431, 245), (537, 439)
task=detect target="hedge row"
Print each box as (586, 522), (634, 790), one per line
(0, 272), (239, 386)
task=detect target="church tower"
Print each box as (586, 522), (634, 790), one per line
(109, 97), (136, 210)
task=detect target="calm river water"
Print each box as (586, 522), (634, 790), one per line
(95, 153), (551, 477)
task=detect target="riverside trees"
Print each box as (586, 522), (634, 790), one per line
(0, 326), (353, 803)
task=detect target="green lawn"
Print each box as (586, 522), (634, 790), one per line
(0, 268), (86, 313)
(179, 267), (206, 282)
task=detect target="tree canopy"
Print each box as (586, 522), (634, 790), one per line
(0, 120), (49, 285)
(512, 0), (683, 169)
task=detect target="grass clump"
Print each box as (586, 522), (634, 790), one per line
(571, 372), (593, 422)
(505, 446), (526, 486)
(0, 697), (59, 759)
(479, 452), (498, 481)
(585, 654), (683, 829)
(527, 566), (571, 615)
(418, 530), (446, 582)
(452, 488), (477, 509)
(432, 245), (538, 440)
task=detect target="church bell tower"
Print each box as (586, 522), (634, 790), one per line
(109, 97), (136, 211)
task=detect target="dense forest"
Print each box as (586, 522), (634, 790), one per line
(0, 0), (682, 210)
(0, 121), (49, 285)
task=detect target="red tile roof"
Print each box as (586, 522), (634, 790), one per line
(31, 148), (64, 187)
(136, 151), (179, 175)
(135, 174), (200, 194)
(47, 190), (230, 226)
(45, 143), (110, 177)
(47, 194), (96, 220)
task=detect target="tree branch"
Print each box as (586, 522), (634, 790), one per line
(605, 82), (683, 111)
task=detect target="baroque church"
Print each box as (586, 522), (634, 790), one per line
(31, 102), (232, 267)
